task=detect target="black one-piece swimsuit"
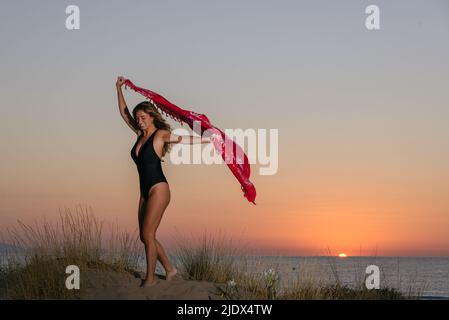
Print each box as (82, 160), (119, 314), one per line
(131, 129), (167, 200)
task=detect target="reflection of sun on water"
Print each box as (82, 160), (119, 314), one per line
(338, 253), (348, 258)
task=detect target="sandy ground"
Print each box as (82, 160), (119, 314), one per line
(80, 269), (226, 300)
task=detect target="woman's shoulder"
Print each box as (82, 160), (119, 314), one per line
(156, 129), (171, 141)
(157, 128), (171, 136)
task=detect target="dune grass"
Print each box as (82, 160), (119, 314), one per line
(172, 230), (244, 284)
(172, 236), (413, 300)
(0, 206), (142, 299)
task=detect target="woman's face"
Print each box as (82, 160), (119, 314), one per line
(135, 110), (153, 130)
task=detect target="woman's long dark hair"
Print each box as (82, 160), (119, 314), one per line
(132, 101), (172, 156)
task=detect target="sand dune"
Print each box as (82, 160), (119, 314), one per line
(80, 269), (226, 300)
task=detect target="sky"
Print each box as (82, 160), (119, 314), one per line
(1, 0), (448, 256)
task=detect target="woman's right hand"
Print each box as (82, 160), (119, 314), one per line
(116, 76), (126, 88)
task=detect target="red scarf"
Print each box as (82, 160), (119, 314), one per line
(124, 79), (257, 205)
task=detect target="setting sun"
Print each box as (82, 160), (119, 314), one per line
(338, 253), (348, 258)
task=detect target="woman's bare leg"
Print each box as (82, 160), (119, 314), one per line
(138, 194), (175, 276)
(139, 182), (172, 286)
(155, 239), (175, 273)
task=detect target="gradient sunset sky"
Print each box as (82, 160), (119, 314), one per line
(1, 1), (448, 256)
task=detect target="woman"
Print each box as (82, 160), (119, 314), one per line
(116, 76), (211, 287)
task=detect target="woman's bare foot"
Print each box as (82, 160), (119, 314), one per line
(166, 268), (178, 281)
(140, 279), (159, 288)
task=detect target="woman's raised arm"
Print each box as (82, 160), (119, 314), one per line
(116, 76), (140, 134)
